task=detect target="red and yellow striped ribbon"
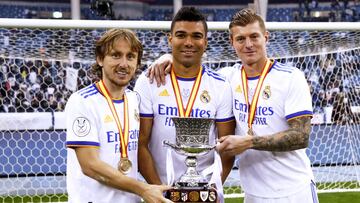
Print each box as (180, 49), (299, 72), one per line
(241, 59), (272, 133)
(98, 80), (129, 158)
(170, 66), (203, 117)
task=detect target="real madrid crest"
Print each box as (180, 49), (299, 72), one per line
(262, 85), (271, 100)
(200, 90), (211, 103)
(72, 117), (91, 137)
(209, 191), (216, 202)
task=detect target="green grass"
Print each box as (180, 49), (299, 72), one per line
(318, 192), (360, 203)
(0, 194), (67, 203)
(317, 181), (360, 190)
(225, 192), (360, 203)
(223, 182), (360, 202)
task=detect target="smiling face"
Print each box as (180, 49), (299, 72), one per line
(230, 21), (269, 67)
(168, 21), (208, 69)
(97, 38), (138, 89)
(92, 29), (143, 93)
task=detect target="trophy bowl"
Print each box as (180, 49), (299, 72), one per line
(163, 141), (216, 156)
(163, 117), (217, 202)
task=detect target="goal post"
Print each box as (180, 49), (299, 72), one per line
(0, 19), (360, 201)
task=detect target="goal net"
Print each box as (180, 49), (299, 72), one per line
(0, 19), (359, 201)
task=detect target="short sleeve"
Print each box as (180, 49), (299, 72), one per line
(133, 73), (154, 118)
(215, 80), (235, 122)
(65, 93), (100, 148)
(216, 64), (241, 81)
(284, 69), (313, 120)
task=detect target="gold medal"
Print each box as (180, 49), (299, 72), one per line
(241, 60), (272, 134)
(118, 157), (132, 174)
(98, 81), (132, 175)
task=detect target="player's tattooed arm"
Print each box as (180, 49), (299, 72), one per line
(252, 116), (311, 151)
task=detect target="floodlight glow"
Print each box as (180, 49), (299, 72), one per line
(53, 11), (63, 19)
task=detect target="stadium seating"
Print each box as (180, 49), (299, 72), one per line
(0, 3), (359, 22)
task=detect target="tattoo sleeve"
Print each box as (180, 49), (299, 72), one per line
(252, 116), (311, 151)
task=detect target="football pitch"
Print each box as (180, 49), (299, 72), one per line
(226, 192), (360, 203)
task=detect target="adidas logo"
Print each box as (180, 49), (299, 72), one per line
(104, 115), (113, 123)
(159, 89), (170, 96)
(235, 85), (242, 93)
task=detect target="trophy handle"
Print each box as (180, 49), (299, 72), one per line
(163, 140), (177, 149)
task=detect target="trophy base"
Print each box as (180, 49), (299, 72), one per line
(164, 182), (217, 202)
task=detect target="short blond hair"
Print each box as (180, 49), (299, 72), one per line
(229, 8), (266, 33)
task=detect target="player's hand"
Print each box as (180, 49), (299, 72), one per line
(146, 53), (173, 87)
(216, 135), (253, 156)
(141, 184), (173, 203)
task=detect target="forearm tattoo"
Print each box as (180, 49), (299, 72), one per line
(252, 116), (311, 151)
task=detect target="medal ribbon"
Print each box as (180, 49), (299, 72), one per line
(170, 66), (203, 117)
(98, 80), (129, 158)
(241, 59), (272, 132)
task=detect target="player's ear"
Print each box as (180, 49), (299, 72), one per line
(264, 31), (269, 43)
(96, 56), (103, 67)
(168, 32), (173, 46)
(229, 34), (234, 46)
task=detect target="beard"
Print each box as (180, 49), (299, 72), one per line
(103, 66), (135, 89)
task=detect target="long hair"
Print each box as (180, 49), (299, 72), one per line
(90, 28), (143, 81)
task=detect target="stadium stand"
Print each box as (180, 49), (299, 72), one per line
(1, 53), (360, 113)
(0, 1), (359, 21)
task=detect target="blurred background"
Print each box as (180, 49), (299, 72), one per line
(0, 1), (359, 202)
(0, 0), (358, 22)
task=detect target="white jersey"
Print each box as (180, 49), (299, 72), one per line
(65, 84), (140, 203)
(134, 67), (234, 184)
(220, 61), (314, 198)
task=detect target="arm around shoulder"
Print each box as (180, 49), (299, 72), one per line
(147, 53), (173, 86)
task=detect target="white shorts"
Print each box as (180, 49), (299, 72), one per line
(244, 181), (319, 203)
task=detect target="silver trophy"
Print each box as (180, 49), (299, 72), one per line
(163, 117), (217, 202)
